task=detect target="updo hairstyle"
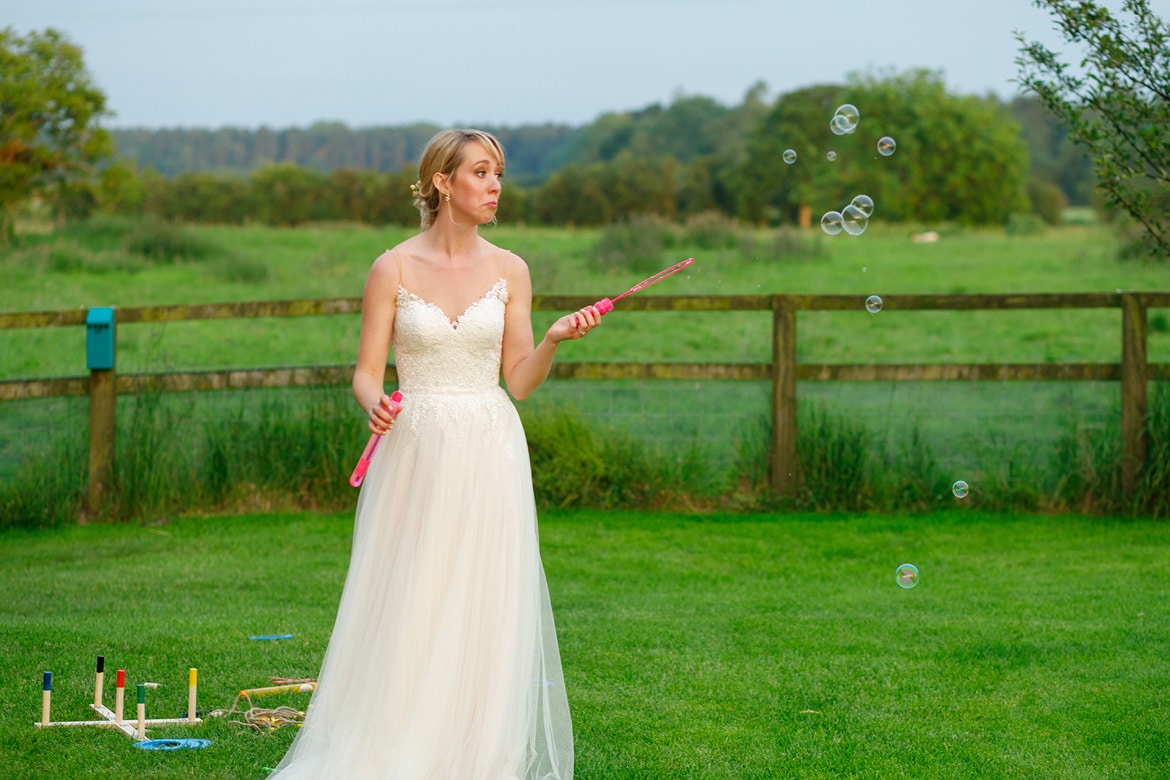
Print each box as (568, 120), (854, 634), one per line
(412, 129), (506, 230)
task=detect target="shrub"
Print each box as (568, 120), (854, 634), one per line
(595, 214), (678, 274)
(770, 226), (827, 261)
(681, 211), (740, 250)
(1005, 212), (1047, 237)
(1026, 180), (1068, 226)
(124, 217), (220, 263)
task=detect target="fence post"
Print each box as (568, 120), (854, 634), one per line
(85, 307), (117, 519)
(1121, 292), (1148, 495)
(771, 295), (797, 496)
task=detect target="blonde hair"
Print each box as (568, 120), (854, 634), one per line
(412, 128), (506, 230)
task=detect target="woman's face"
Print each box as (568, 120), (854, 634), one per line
(443, 141), (503, 224)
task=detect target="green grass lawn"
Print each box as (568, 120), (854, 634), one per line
(1, 510), (1166, 779)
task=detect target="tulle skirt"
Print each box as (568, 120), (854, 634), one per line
(268, 387), (573, 780)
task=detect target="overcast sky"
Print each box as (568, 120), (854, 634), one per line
(8, 0), (1169, 129)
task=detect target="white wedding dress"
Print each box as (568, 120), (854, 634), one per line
(269, 278), (573, 780)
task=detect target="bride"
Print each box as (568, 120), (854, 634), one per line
(267, 129), (598, 779)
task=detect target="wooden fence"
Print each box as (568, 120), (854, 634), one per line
(2, 292), (1168, 514)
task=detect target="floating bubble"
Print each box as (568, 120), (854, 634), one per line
(865, 294), (883, 313)
(820, 211), (844, 236)
(877, 136), (897, 157)
(834, 103), (860, 127)
(830, 114), (852, 136)
(826, 150), (837, 162)
(895, 563), (920, 589)
(952, 480), (969, 499)
(783, 149), (797, 164)
(850, 194), (874, 218)
(841, 204), (869, 236)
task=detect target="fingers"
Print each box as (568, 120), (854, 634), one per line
(570, 305), (602, 338)
(368, 394), (401, 435)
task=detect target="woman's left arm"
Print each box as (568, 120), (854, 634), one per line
(501, 254), (599, 401)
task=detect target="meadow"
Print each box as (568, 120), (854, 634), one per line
(2, 215), (1170, 524)
(0, 510), (1166, 779)
(3, 215), (1170, 378)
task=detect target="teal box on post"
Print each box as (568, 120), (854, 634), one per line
(85, 307), (116, 370)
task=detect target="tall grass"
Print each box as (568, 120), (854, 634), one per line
(3, 215), (267, 283)
(3, 380), (1169, 529)
(594, 211), (825, 276)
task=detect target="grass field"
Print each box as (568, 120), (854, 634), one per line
(1, 510), (1166, 779)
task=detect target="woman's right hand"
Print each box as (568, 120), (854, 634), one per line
(369, 393), (404, 435)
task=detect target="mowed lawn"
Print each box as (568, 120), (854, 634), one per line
(0, 510), (1166, 779)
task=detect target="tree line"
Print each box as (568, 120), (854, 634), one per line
(7, 2), (1167, 254)
(71, 73), (1092, 230)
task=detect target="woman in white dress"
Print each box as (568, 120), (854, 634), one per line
(268, 129), (597, 780)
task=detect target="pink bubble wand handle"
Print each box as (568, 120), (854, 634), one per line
(349, 391), (403, 487)
(592, 257), (694, 315)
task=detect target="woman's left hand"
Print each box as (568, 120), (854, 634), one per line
(551, 305), (602, 343)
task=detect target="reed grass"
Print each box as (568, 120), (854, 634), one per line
(2, 381), (1168, 529)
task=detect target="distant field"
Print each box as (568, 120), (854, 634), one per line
(0, 220), (1165, 504)
(2, 220), (1170, 380)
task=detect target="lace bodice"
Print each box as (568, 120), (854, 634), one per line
(392, 278), (509, 395)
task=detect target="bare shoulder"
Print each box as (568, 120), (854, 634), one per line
(481, 240), (529, 281)
(367, 245), (407, 290)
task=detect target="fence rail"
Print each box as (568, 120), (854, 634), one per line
(2, 292), (1166, 514)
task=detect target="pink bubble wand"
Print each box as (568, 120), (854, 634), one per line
(349, 391), (403, 487)
(591, 257), (695, 315)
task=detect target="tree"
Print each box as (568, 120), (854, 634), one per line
(0, 27), (112, 238)
(249, 163), (328, 226)
(1017, 0), (1170, 258)
(732, 71), (1029, 226)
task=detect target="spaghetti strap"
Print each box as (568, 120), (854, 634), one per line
(392, 250), (406, 291)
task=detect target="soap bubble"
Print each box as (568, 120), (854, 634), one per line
(834, 103), (860, 127)
(877, 136), (897, 156)
(865, 295), (883, 313)
(841, 204), (869, 236)
(850, 194), (874, 218)
(895, 563), (920, 589)
(783, 149), (797, 164)
(952, 480), (969, 499)
(826, 150), (837, 162)
(820, 211), (844, 236)
(830, 114), (852, 136)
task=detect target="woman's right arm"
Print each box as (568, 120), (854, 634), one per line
(352, 251), (400, 433)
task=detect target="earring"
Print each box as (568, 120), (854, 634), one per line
(444, 194), (450, 202)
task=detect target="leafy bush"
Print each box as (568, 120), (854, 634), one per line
(770, 226), (827, 260)
(1005, 212), (1047, 236)
(124, 217), (221, 263)
(1026, 180), (1068, 226)
(681, 211), (740, 250)
(595, 214), (678, 274)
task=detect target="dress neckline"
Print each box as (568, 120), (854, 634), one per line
(397, 278), (507, 329)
